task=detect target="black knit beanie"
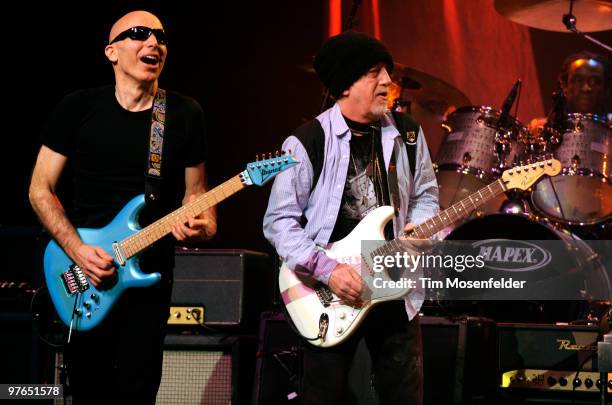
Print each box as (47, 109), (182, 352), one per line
(313, 30), (394, 99)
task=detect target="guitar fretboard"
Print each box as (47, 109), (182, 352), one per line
(119, 175), (246, 259)
(371, 179), (507, 258)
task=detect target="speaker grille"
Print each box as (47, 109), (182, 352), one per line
(156, 350), (232, 405)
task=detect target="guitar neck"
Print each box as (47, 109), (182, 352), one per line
(410, 178), (507, 239)
(119, 174), (246, 259)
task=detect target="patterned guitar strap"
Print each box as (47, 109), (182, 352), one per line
(145, 88), (167, 204)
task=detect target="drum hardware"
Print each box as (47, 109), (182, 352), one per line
(434, 105), (529, 218)
(391, 76), (422, 114)
(388, 63), (471, 119)
(571, 155), (581, 170)
(499, 192), (531, 215)
(494, 0), (612, 53)
(530, 113), (611, 226)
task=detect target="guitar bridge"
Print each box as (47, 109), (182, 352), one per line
(315, 284), (333, 307)
(61, 264), (90, 295)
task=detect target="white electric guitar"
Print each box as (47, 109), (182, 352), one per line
(278, 159), (561, 347)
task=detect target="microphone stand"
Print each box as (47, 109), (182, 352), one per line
(563, 0), (612, 54)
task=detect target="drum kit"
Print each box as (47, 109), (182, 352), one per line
(384, 0), (612, 239)
(386, 0), (612, 321)
(433, 102), (611, 234)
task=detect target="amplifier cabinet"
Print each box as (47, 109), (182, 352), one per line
(173, 249), (273, 328)
(496, 322), (606, 403)
(252, 313), (498, 405)
(252, 311), (300, 405)
(53, 334), (255, 405)
(498, 323), (600, 373)
(158, 333), (255, 405)
(421, 316), (497, 405)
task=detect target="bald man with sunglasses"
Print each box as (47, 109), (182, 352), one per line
(29, 11), (216, 404)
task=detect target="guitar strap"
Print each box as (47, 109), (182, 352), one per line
(388, 110), (420, 219)
(145, 88), (167, 204)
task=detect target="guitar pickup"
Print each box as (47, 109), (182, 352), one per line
(61, 265), (90, 295)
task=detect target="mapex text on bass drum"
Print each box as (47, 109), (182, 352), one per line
(435, 106), (528, 215)
(443, 214), (611, 323)
(531, 113), (611, 225)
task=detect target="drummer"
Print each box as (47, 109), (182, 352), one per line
(528, 51), (611, 132)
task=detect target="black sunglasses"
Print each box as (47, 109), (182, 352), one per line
(109, 26), (168, 46)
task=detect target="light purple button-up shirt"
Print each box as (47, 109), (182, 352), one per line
(263, 103), (439, 319)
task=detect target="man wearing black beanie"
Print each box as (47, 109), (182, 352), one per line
(264, 30), (439, 405)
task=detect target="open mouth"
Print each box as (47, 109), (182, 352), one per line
(376, 91), (388, 98)
(140, 55), (160, 65)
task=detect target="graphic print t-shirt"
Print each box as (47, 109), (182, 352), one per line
(329, 118), (390, 243)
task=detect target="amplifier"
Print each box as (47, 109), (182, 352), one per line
(421, 316), (497, 405)
(172, 249), (273, 328)
(498, 323), (599, 374)
(252, 311), (300, 405)
(497, 323), (610, 401)
(501, 369), (612, 393)
(158, 333), (256, 405)
(53, 334), (256, 405)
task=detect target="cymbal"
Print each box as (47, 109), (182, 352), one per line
(390, 63), (471, 117)
(494, 0), (612, 33)
(297, 60), (471, 117)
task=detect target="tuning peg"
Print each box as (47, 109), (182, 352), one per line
(255, 154), (259, 161)
(275, 150), (280, 157)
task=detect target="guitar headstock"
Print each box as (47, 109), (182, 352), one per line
(501, 158), (561, 190)
(242, 151), (299, 186)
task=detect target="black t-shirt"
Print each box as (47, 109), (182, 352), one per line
(329, 117), (391, 243)
(41, 85), (208, 271)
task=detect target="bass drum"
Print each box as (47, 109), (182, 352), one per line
(442, 214), (610, 323)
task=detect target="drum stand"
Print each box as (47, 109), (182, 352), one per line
(562, 0), (612, 53)
(597, 310), (612, 404)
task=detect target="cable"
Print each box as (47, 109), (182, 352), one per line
(571, 350), (597, 403)
(29, 287), (66, 349)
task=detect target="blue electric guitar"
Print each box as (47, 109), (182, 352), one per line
(44, 153), (298, 332)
